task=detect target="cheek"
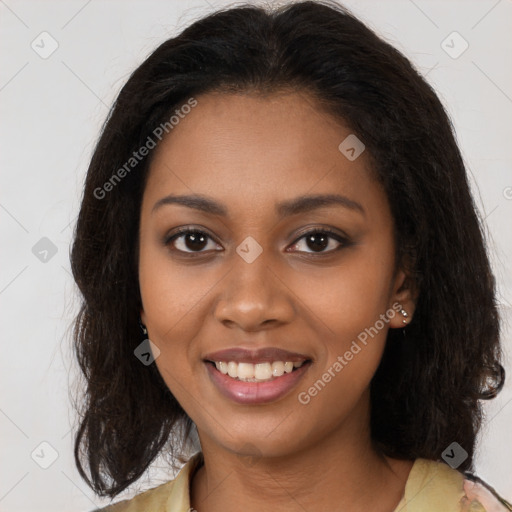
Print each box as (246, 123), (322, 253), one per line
(289, 247), (393, 339)
(291, 247), (393, 398)
(138, 247), (216, 398)
(138, 243), (219, 342)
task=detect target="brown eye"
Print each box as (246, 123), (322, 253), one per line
(304, 232), (330, 252)
(165, 229), (221, 253)
(288, 229), (348, 254)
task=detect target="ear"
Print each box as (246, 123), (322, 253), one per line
(387, 267), (418, 329)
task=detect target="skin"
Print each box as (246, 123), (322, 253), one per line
(139, 90), (417, 512)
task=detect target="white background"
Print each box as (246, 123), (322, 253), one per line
(1, 0), (511, 510)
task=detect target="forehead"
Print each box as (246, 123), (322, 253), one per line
(142, 91), (387, 220)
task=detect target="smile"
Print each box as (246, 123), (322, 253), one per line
(210, 360), (307, 382)
(203, 347), (312, 404)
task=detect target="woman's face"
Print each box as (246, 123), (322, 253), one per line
(139, 91), (414, 458)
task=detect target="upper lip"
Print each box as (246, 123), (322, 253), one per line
(203, 347), (311, 364)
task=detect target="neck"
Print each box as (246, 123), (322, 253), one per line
(190, 399), (413, 512)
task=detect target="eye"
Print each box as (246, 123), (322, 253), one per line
(288, 228), (348, 254)
(165, 228), (222, 254)
(164, 227), (350, 256)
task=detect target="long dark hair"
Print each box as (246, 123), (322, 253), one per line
(70, 0), (504, 498)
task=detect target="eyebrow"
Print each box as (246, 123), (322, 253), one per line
(151, 193), (365, 218)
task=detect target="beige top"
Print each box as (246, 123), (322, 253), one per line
(95, 452), (511, 512)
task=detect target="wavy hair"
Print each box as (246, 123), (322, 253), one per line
(70, 0), (504, 498)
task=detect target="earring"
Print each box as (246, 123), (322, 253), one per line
(400, 309), (409, 325)
(139, 317), (148, 335)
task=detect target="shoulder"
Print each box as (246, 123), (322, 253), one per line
(397, 458), (512, 512)
(89, 451), (203, 512)
(91, 480), (176, 512)
(461, 472), (512, 512)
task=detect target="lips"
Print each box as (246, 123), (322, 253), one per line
(203, 347), (310, 364)
(203, 346), (312, 404)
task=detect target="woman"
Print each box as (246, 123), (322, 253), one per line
(70, 1), (511, 510)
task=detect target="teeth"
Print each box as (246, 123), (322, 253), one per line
(272, 361), (284, 376)
(238, 363), (254, 380)
(213, 360), (306, 382)
(255, 363), (272, 380)
(227, 361), (237, 378)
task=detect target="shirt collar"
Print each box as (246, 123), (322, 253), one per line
(165, 451), (204, 512)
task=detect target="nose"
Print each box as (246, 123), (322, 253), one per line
(213, 250), (295, 332)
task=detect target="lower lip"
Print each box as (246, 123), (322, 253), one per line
(205, 362), (311, 405)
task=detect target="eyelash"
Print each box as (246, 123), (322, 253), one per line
(164, 226), (350, 257)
